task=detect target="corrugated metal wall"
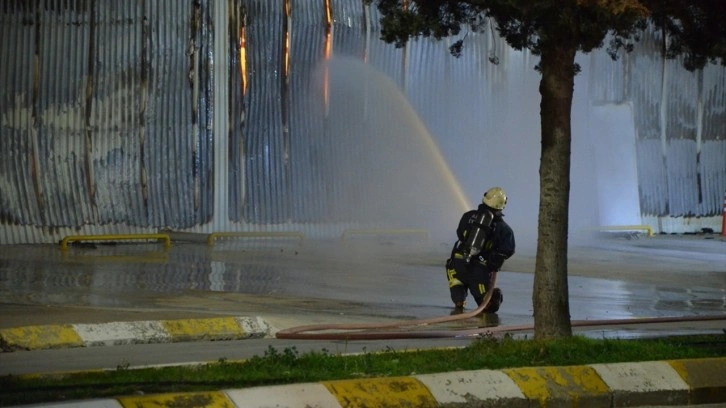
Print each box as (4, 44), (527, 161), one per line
(229, 0), (473, 230)
(590, 27), (726, 220)
(2, 0), (725, 244)
(1, 0), (216, 243)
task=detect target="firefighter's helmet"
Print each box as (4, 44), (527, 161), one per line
(482, 187), (507, 211)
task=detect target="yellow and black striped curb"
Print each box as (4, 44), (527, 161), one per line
(10, 357), (726, 407)
(0, 316), (272, 351)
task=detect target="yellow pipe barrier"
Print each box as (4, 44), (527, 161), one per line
(207, 231), (305, 246)
(60, 233), (172, 251)
(341, 228), (430, 241)
(60, 252), (170, 263)
(596, 225), (654, 237)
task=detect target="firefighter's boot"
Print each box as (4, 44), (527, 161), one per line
(483, 288), (503, 313)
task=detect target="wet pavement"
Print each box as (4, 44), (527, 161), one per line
(1, 231), (724, 337)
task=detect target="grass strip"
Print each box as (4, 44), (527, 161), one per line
(2, 333), (725, 406)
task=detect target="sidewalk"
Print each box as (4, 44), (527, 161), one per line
(73, 358), (726, 407)
(5, 349), (726, 408)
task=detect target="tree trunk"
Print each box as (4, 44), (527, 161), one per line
(533, 42), (577, 339)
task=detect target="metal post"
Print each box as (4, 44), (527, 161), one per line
(213, 0), (230, 231)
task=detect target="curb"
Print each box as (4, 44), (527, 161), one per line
(11, 357), (726, 407)
(0, 316), (273, 351)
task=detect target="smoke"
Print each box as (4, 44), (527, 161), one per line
(313, 49), (633, 254)
(311, 56), (471, 245)
(405, 50), (617, 253)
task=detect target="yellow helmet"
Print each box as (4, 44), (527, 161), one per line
(482, 187), (507, 210)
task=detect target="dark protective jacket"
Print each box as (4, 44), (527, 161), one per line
(454, 203), (516, 270)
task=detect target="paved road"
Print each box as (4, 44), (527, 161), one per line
(1, 232), (725, 376)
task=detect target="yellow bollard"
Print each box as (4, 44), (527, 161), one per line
(60, 233), (172, 251)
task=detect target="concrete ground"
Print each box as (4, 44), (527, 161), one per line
(1, 232), (725, 408)
(1, 231), (724, 334)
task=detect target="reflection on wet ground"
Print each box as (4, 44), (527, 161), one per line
(0, 235), (724, 329)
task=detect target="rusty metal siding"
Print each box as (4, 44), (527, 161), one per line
(287, 0), (328, 222)
(92, 2), (142, 226)
(234, 0), (370, 225)
(635, 140), (667, 216)
(629, 29), (668, 216)
(331, 0), (365, 58)
(0, 0), (215, 241)
(142, 0), (215, 228)
(227, 0), (245, 223)
(406, 34), (493, 148)
(703, 64), (726, 143)
(366, 6), (405, 86)
(664, 59), (699, 217)
(597, 26), (726, 218)
(666, 139), (699, 216)
(1, 4), (40, 226)
(588, 50), (627, 105)
(2, 2), (726, 244)
(327, 0), (367, 223)
(701, 65), (726, 216)
(700, 140), (726, 216)
(630, 28), (664, 142)
(240, 0), (287, 224)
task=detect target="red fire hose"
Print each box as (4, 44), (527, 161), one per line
(276, 272), (726, 340)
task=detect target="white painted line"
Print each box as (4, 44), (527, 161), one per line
(591, 361), (690, 406)
(236, 316), (272, 338)
(591, 361), (689, 391)
(225, 383), (342, 408)
(415, 369), (527, 406)
(73, 321), (170, 347)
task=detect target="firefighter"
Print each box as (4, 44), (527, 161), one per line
(446, 186), (515, 314)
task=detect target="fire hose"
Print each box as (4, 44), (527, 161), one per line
(275, 272), (502, 340)
(276, 272), (726, 340)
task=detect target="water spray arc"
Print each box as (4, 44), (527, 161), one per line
(390, 89), (471, 213)
(321, 56), (471, 233)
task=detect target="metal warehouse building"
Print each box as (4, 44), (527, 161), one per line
(1, 1), (725, 245)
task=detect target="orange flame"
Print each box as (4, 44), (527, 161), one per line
(284, 0), (291, 78)
(239, 27), (247, 95)
(323, 0), (332, 112)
